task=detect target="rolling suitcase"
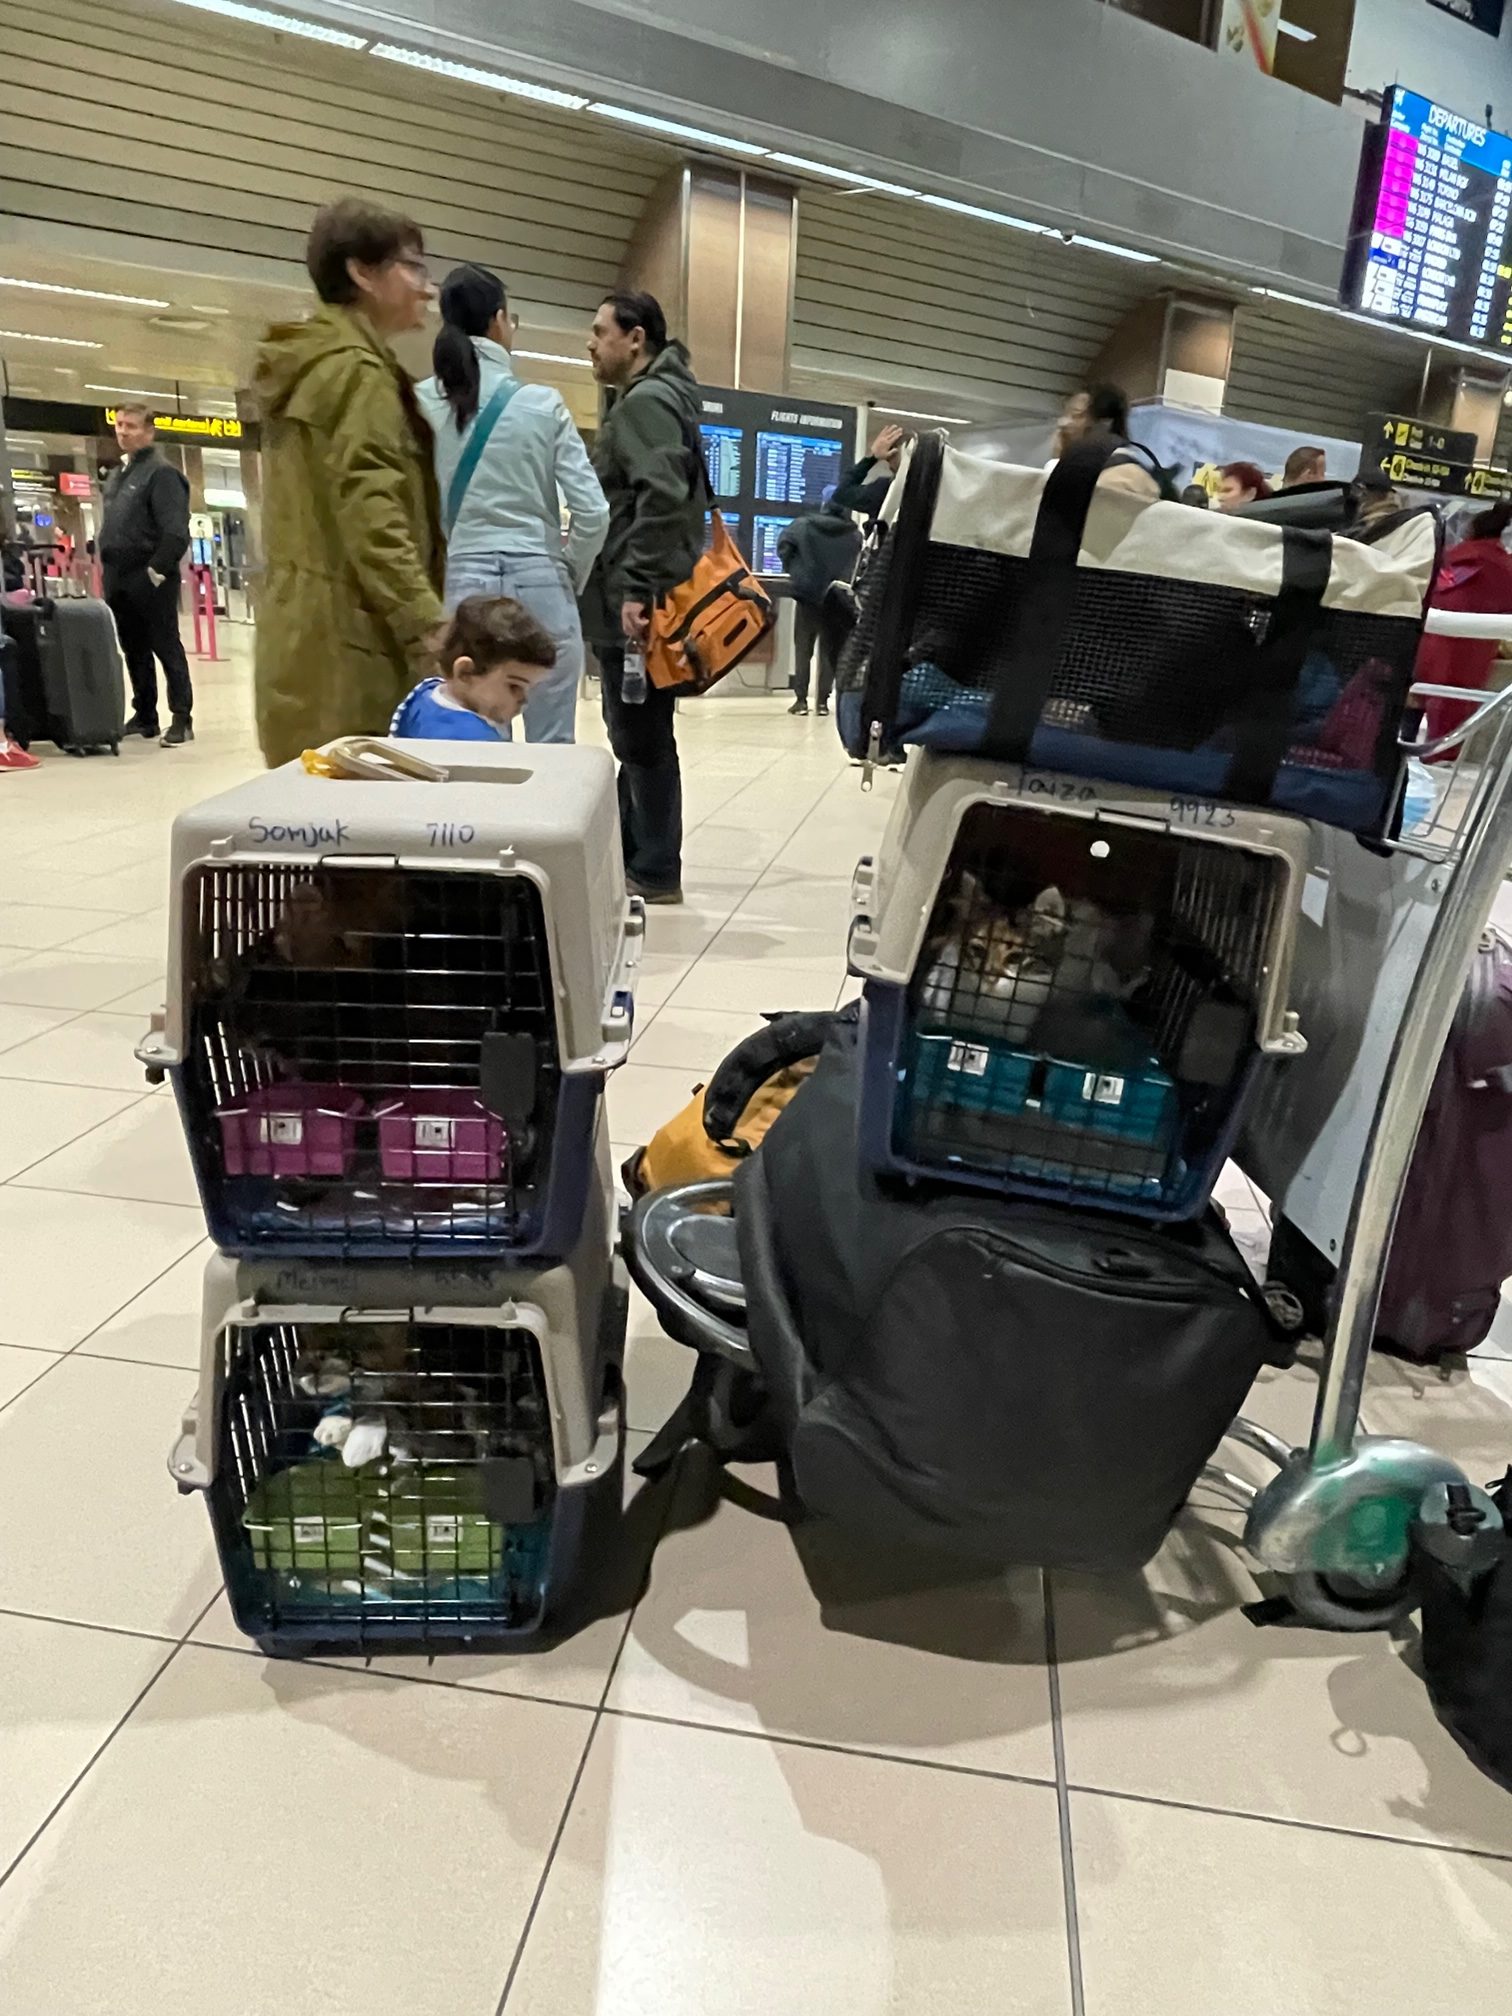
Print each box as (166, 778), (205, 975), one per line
(1374, 930), (1512, 1362)
(0, 601), (48, 749)
(37, 598), (126, 755)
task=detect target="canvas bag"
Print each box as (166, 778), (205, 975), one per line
(834, 433), (1440, 835)
(647, 424), (775, 694)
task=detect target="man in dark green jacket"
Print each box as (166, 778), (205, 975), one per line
(583, 291), (704, 904)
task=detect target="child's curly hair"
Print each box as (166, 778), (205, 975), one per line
(438, 595), (557, 678)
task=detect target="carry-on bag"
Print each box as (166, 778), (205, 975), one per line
(37, 597), (126, 755)
(1416, 1468), (1512, 1793)
(732, 1018), (1278, 1571)
(0, 599), (48, 749)
(834, 433), (1440, 836)
(1375, 930), (1512, 1362)
(646, 426), (774, 694)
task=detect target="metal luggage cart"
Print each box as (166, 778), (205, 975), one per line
(622, 610), (1512, 1624)
(1223, 607), (1512, 1624)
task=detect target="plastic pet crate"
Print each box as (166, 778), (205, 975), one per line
(175, 1168), (625, 1653)
(140, 741), (641, 1262)
(850, 755), (1307, 1217)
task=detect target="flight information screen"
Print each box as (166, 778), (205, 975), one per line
(1346, 87), (1512, 349)
(700, 424), (744, 498)
(704, 510), (741, 551)
(752, 514), (795, 575)
(755, 430), (845, 507)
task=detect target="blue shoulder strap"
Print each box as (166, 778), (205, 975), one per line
(444, 377), (521, 537)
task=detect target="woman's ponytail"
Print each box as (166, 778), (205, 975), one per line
(432, 263), (508, 430)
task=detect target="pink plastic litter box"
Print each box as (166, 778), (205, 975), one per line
(376, 1091), (507, 1184)
(217, 1083), (364, 1179)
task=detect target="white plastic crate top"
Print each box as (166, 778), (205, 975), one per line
(151, 740), (641, 1074)
(878, 443), (1440, 611)
(848, 754), (1313, 1055)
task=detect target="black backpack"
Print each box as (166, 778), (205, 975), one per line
(728, 1018), (1280, 1571)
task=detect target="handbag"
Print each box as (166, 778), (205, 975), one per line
(835, 433), (1441, 836)
(646, 422), (775, 694)
(443, 378), (521, 538)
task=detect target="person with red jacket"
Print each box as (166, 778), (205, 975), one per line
(1416, 502), (1512, 758)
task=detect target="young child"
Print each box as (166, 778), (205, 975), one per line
(391, 594), (557, 741)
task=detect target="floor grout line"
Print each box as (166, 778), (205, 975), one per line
(0, 1347), (69, 1419)
(0, 1086), (158, 1188)
(493, 1712), (605, 2015)
(0, 1604), (182, 1648)
(1042, 1575), (1087, 2016)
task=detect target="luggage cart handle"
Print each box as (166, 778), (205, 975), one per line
(1402, 680), (1512, 761)
(1422, 610), (1512, 641)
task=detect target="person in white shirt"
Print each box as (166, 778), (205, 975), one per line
(417, 264), (608, 742)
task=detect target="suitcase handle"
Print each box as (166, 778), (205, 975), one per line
(301, 737), (451, 783)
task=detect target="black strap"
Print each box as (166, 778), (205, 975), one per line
(675, 412), (714, 505)
(980, 433), (1128, 762)
(702, 1010), (837, 1142)
(861, 433), (944, 733)
(1223, 527), (1332, 806)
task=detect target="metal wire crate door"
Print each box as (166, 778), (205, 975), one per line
(183, 862), (557, 1251)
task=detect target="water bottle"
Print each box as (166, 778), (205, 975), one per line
(621, 644), (648, 706)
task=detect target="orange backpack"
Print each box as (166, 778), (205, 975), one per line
(646, 426), (775, 694)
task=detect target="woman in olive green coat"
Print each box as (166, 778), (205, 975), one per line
(253, 198), (445, 768)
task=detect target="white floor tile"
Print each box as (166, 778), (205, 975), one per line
(0, 1344), (60, 1411)
(506, 1715), (1071, 2016)
(0, 953), (164, 1013)
(0, 1355), (218, 1635)
(0, 1646), (591, 2016)
(82, 1241), (212, 1370)
(0, 1011), (159, 1093)
(0, 1188), (204, 1351)
(665, 955), (845, 1014)
(0, 1080), (142, 1183)
(53, 913), (168, 960)
(0, 1003), (77, 1056)
(606, 1061), (703, 1147)
(629, 1003), (761, 1071)
(0, 904), (127, 953)
(0, 1611), (171, 1875)
(15, 1094), (199, 1208)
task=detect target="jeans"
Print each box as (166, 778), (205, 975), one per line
(791, 601), (836, 707)
(105, 570), (194, 726)
(598, 645), (682, 893)
(443, 550), (584, 743)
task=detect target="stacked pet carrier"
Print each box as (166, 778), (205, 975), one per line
(837, 430), (1441, 1224)
(148, 741), (641, 1654)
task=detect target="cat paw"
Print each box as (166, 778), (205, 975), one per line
(313, 1413), (353, 1450)
(342, 1417), (389, 1468)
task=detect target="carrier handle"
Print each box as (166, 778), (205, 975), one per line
(301, 737), (451, 783)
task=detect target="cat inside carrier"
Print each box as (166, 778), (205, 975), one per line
(872, 801), (1294, 1214)
(212, 1311), (557, 1645)
(179, 860), (570, 1256)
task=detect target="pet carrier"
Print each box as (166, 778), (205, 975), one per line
(849, 755), (1309, 1217)
(171, 1139), (625, 1652)
(138, 741), (640, 1262)
(834, 434), (1440, 836)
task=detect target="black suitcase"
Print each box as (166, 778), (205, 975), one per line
(0, 601), (49, 749)
(735, 1019), (1279, 1571)
(37, 598), (126, 755)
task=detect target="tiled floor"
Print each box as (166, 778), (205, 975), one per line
(2, 635), (1512, 2013)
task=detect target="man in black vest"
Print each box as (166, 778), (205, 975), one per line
(99, 405), (194, 746)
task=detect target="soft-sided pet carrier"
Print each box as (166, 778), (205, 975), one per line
(140, 741), (641, 1262)
(172, 1142), (625, 1652)
(848, 754), (1308, 1217)
(835, 433), (1440, 836)
(722, 1020), (1278, 1571)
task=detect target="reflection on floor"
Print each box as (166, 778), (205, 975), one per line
(1, 633), (1510, 2013)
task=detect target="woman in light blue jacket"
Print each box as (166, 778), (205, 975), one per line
(418, 265), (608, 742)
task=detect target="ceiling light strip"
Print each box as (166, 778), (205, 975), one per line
(873, 404), (970, 424)
(585, 102), (769, 155)
(1252, 285), (1512, 368)
(765, 153), (915, 196)
(166, 0), (365, 47)
(0, 275), (170, 308)
(369, 42), (588, 110)
(0, 330), (102, 348)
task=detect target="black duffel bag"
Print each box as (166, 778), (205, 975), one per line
(1418, 1469), (1512, 1793)
(735, 1019), (1279, 1572)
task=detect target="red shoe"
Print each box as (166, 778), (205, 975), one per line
(0, 738), (40, 771)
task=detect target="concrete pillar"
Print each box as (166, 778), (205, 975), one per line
(181, 443), (207, 511)
(1089, 291), (1236, 413)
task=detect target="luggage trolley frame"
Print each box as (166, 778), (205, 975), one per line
(623, 613), (1512, 1623)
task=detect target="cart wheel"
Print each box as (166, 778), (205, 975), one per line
(1283, 1565), (1420, 1632)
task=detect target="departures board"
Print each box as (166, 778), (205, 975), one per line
(1344, 86), (1512, 350)
(695, 386), (858, 575)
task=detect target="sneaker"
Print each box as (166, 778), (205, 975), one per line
(816, 701), (830, 718)
(124, 713), (160, 740)
(788, 699), (809, 717)
(161, 718), (195, 748)
(626, 879), (685, 906)
(0, 737), (40, 772)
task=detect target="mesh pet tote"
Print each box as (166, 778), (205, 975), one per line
(835, 433), (1441, 836)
